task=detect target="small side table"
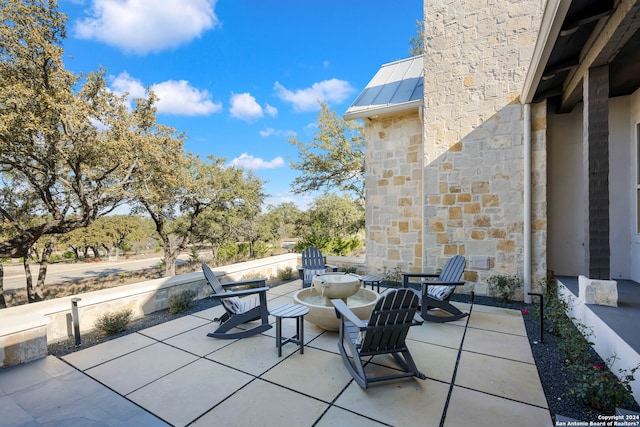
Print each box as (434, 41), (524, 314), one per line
(361, 275), (383, 293)
(270, 304), (310, 357)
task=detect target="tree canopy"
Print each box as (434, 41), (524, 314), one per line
(0, 0), (142, 258)
(409, 20), (425, 56)
(288, 102), (365, 202)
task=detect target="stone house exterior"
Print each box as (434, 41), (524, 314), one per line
(346, 0), (640, 302)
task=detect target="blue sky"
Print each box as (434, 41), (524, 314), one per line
(58, 0), (421, 209)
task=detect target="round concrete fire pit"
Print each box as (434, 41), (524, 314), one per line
(293, 287), (378, 331)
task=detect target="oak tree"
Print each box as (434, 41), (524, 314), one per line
(288, 102), (365, 202)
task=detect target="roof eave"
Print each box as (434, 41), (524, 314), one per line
(521, 0), (573, 104)
(344, 99), (423, 121)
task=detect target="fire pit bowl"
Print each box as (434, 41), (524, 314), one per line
(312, 272), (362, 301)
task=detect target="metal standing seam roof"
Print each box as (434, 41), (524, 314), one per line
(344, 56), (424, 120)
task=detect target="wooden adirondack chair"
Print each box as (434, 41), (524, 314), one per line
(332, 288), (426, 388)
(402, 255), (468, 323)
(202, 264), (272, 339)
(299, 246), (330, 288)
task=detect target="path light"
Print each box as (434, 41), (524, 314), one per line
(71, 298), (82, 346)
(528, 293), (543, 343)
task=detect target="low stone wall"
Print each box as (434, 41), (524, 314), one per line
(0, 253), (299, 368)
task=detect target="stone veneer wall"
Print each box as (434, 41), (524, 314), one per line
(421, 0), (547, 297)
(365, 112), (423, 275)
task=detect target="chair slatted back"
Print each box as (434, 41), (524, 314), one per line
(301, 247), (326, 269)
(438, 255), (466, 282)
(301, 247), (327, 286)
(203, 263), (224, 295)
(360, 289), (419, 353)
(202, 263), (243, 315)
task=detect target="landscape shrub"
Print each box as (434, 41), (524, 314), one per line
(168, 290), (197, 314)
(487, 274), (521, 302)
(568, 357), (638, 412)
(381, 265), (403, 286)
(94, 309), (133, 335)
(277, 266), (294, 281)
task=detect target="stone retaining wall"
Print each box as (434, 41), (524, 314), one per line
(0, 254), (299, 368)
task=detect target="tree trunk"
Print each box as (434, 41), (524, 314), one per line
(33, 237), (56, 301)
(0, 263), (6, 309)
(164, 252), (178, 277)
(24, 254), (40, 303)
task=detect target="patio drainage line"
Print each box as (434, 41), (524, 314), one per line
(438, 299), (474, 427)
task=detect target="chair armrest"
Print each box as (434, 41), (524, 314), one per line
(325, 264), (338, 272)
(211, 286), (270, 299)
(220, 278), (267, 290)
(332, 299), (367, 328)
(402, 273), (439, 287)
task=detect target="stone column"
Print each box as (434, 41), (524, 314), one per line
(583, 65), (610, 279)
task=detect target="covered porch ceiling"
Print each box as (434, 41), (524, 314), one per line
(522, 0), (640, 113)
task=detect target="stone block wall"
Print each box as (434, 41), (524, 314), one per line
(365, 112), (423, 275)
(421, 0), (547, 295)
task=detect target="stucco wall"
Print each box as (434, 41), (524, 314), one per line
(630, 89), (640, 282)
(548, 91), (640, 280)
(421, 0), (545, 296)
(548, 106), (585, 276)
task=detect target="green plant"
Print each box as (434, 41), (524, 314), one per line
(381, 266), (403, 286)
(541, 294), (571, 336)
(168, 290), (197, 314)
(277, 266), (294, 281)
(557, 319), (594, 365)
(486, 274), (521, 302)
(341, 266), (358, 274)
(568, 356), (639, 412)
(189, 246), (200, 263)
(94, 309), (133, 335)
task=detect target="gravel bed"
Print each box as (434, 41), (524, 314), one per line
(48, 287), (639, 422)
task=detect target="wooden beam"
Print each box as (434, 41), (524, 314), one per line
(559, 0), (640, 113)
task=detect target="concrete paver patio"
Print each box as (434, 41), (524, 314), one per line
(0, 281), (554, 426)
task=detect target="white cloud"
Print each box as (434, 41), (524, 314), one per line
(265, 104), (278, 117)
(229, 153), (285, 171)
(229, 93), (276, 122)
(229, 93), (262, 121)
(74, 0), (218, 54)
(274, 79), (355, 112)
(259, 128), (294, 138)
(259, 128), (277, 137)
(111, 71), (146, 100)
(110, 72), (221, 116)
(152, 80), (222, 115)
